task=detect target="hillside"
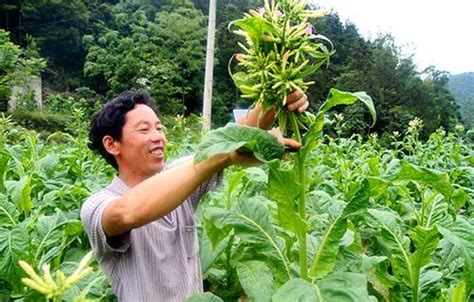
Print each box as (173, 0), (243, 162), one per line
(449, 72), (474, 128)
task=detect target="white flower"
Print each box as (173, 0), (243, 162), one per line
(334, 113), (344, 122)
(408, 117), (423, 133)
(455, 124), (464, 132)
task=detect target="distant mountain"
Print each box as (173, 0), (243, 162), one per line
(449, 72), (474, 129)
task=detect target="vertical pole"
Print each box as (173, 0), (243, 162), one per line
(202, 0), (216, 131)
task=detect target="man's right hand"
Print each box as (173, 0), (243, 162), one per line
(229, 127), (301, 167)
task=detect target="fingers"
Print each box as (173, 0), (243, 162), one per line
(269, 128), (302, 150)
(286, 89), (309, 113)
(283, 138), (302, 149)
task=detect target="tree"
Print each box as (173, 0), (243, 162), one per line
(333, 33), (461, 137)
(0, 29), (46, 110)
(84, 1), (207, 115)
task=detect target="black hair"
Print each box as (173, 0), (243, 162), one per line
(88, 90), (157, 170)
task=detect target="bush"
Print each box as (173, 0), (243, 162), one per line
(11, 109), (70, 135)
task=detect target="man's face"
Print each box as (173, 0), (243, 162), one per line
(116, 104), (167, 179)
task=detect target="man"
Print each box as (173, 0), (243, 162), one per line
(81, 90), (308, 301)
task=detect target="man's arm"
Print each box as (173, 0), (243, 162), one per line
(102, 153), (235, 237)
(102, 90), (309, 237)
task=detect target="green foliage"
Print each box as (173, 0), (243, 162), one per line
(0, 116), (115, 300)
(11, 93), (99, 136)
(271, 278), (318, 301)
(161, 113), (203, 159)
(0, 110), (471, 301)
(236, 260), (273, 302)
(195, 123), (285, 163)
(11, 110), (69, 135)
(449, 72), (474, 129)
(0, 30), (46, 108)
(198, 122), (473, 301)
(334, 35), (460, 136)
(84, 2), (207, 115)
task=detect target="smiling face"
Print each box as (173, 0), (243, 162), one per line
(111, 104), (167, 183)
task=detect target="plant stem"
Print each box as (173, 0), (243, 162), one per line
(289, 112), (308, 280)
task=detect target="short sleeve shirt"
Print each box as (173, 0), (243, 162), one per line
(80, 155), (221, 302)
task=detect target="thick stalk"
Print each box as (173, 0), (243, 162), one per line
(289, 112), (308, 280)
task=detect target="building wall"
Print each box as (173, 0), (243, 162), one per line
(8, 76), (42, 112)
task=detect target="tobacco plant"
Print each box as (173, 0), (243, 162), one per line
(193, 0), (376, 300)
(227, 0), (376, 282)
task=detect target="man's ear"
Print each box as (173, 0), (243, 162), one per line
(102, 135), (120, 156)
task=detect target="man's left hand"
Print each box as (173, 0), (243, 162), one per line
(286, 89), (309, 113)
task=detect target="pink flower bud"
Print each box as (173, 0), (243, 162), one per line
(305, 24), (315, 35)
(276, 9), (283, 17)
(236, 53), (248, 61)
(257, 7), (265, 16)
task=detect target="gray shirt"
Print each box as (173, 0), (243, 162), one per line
(80, 156), (221, 302)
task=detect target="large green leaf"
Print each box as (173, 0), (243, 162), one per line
(268, 163), (308, 235)
(272, 278), (319, 302)
(5, 175), (33, 214)
(0, 194), (20, 227)
(410, 226), (440, 270)
(203, 206), (233, 248)
(384, 160), (452, 198)
(300, 113), (324, 158)
(237, 260), (273, 302)
(195, 123), (284, 163)
(309, 180), (369, 279)
(418, 268), (443, 301)
(422, 191), (448, 227)
(410, 226), (441, 299)
(198, 225), (228, 275)
(302, 88), (376, 154)
(205, 197), (291, 281)
(366, 209), (412, 288)
(438, 216), (474, 296)
(451, 187), (469, 212)
(319, 89), (376, 127)
(316, 272), (373, 302)
(0, 222), (30, 291)
(32, 212), (69, 259)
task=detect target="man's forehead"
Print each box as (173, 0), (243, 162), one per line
(132, 118), (161, 126)
(126, 105), (161, 126)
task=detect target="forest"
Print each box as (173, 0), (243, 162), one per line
(1, 0), (468, 137)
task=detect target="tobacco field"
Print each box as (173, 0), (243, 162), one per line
(0, 113), (472, 301)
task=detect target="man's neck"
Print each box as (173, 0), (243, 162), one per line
(117, 170), (152, 188)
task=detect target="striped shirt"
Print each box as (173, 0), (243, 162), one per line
(80, 155), (221, 302)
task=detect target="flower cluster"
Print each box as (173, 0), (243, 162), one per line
(230, 0), (333, 126)
(408, 117), (424, 133)
(19, 251), (94, 300)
